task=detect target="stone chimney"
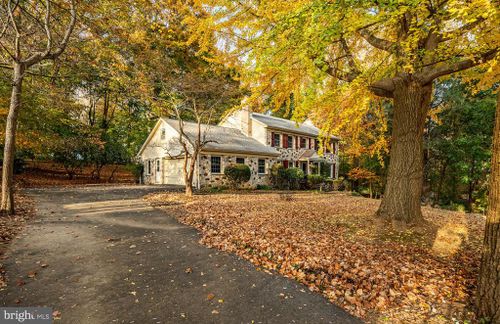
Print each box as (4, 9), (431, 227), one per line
(240, 98), (252, 136)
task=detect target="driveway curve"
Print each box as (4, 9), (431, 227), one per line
(1, 185), (361, 324)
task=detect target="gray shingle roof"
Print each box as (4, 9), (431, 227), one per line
(162, 118), (280, 156)
(251, 113), (339, 139)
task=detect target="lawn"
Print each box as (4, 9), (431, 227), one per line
(146, 191), (485, 323)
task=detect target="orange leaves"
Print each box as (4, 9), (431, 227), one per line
(347, 167), (378, 181)
(150, 191), (484, 322)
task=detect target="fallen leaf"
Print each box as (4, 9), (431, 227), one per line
(52, 310), (61, 319)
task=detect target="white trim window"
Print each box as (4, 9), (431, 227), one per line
(160, 128), (166, 140)
(258, 159), (266, 174)
(146, 160), (152, 175)
(272, 133), (281, 147)
(211, 156), (222, 174)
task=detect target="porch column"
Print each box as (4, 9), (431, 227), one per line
(307, 159), (310, 175)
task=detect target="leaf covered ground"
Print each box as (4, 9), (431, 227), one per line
(147, 191), (485, 323)
(0, 192), (35, 289)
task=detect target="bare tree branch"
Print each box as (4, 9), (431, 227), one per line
(368, 77), (395, 98)
(418, 48), (498, 85)
(24, 0), (76, 66)
(357, 26), (396, 52)
(44, 0), (53, 53)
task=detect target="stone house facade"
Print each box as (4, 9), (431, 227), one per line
(137, 108), (339, 188)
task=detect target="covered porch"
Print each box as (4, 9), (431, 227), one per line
(296, 150), (338, 179)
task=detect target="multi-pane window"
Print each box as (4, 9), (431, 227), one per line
(211, 156), (221, 173)
(236, 157), (245, 164)
(160, 128), (166, 140)
(287, 135), (293, 149)
(258, 159), (266, 174)
(300, 137), (307, 148)
(272, 133), (281, 147)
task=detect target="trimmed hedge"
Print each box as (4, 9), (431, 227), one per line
(224, 163), (251, 188)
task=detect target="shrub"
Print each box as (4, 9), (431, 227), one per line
(285, 167), (304, 190)
(333, 177), (344, 191)
(256, 184), (272, 190)
(126, 163), (143, 183)
(307, 174), (325, 189)
(270, 164), (304, 189)
(224, 163), (251, 188)
(270, 163), (286, 189)
(208, 185), (229, 193)
(323, 178), (334, 192)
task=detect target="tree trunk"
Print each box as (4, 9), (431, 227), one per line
(477, 92), (500, 323)
(183, 154), (194, 197)
(377, 78), (431, 225)
(1, 63), (25, 215)
(184, 168), (194, 197)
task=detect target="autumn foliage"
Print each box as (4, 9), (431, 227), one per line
(148, 192), (484, 322)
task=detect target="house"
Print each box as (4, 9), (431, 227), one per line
(137, 107), (340, 187)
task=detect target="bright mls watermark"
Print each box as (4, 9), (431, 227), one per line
(0, 308), (52, 324)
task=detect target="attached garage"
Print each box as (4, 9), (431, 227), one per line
(163, 159), (185, 185)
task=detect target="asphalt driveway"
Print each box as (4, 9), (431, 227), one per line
(0, 185), (361, 324)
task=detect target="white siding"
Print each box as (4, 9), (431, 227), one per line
(251, 121), (268, 145)
(140, 120), (187, 184)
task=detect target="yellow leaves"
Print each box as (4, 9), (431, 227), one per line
(129, 30), (147, 44)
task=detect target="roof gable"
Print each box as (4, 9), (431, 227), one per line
(251, 113), (339, 139)
(161, 118), (279, 156)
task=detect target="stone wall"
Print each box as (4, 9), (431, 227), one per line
(198, 154), (277, 188)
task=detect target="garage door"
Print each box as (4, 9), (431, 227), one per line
(164, 159), (185, 185)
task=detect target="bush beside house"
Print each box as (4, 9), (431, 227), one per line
(224, 163), (251, 188)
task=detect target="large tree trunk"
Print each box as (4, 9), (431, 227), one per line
(377, 78), (431, 225)
(477, 92), (500, 323)
(1, 63), (25, 215)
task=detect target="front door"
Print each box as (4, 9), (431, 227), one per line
(155, 159), (161, 184)
(301, 161), (307, 174)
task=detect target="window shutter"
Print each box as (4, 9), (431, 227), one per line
(309, 138), (312, 149)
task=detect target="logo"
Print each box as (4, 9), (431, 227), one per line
(0, 308), (52, 323)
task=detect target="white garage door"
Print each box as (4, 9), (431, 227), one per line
(164, 159), (185, 185)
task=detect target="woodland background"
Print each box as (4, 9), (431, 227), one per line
(0, 1), (496, 213)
